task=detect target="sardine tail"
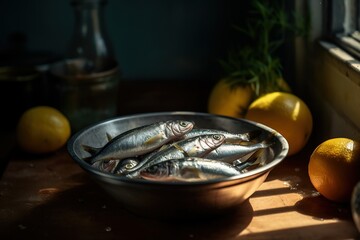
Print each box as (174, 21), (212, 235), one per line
(234, 148), (265, 171)
(144, 133), (163, 145)
(106, 132), (113, 142)
(81, 144), (101, 156)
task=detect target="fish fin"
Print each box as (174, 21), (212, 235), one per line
(81, 144), (102, 156)
(106, 132), (114, 142)
(172, 143), (189, 157)
(158, 144), (170, 151)
(144, 133), (164, 145)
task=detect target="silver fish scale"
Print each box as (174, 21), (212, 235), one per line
(179, 158), (242, 177)
(125, 134), (225, 177)
(182, 128), (261, 143)
(89, 120), (194, 164)
(140, 157), (243, 181)
(203, 141), (272, 164)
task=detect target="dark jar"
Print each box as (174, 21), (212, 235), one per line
(49, 59), (119, 132)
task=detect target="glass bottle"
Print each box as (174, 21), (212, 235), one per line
(49, 0), (120, 131)
(66, 0), (116, 74)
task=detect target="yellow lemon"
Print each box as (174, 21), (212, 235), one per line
(16, 106), (71, 154)
(245, 92), (312, 156)
(309, 138), (360, 203)
(208, 79), (254, 118)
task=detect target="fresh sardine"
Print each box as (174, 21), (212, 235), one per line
(124, 134), (226, 176)
(84, 120), (194, 164)
(182, 128), (261, 143)
(203, 135), (274, 164)
(139, 157), (242, 182)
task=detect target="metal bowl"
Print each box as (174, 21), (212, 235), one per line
(67, 112), (288, 219)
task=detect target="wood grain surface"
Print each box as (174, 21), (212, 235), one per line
(0, 80), (359, 239)
(0, 144), (358, 240)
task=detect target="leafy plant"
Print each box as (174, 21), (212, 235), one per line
(220, 0), (309, 96)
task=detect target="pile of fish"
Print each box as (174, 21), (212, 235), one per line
(82, 120), (275, 182)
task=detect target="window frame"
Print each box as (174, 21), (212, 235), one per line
(302, 0), (360, 139)
(328, 0), (360, 60)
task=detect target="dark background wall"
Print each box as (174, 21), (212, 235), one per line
(0, 0), (247, 81)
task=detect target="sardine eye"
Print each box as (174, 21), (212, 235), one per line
(213, 134), (222, 140)
(125, 162), (136, 169)
(120, 159), (138, 170)
(179, 121), (188, 127)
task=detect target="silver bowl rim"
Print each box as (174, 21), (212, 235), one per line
(67, 111), (289, 186)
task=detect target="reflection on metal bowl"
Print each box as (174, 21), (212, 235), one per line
(67, 112), (289, 219)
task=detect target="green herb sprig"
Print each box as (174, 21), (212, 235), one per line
(220, 0), (309, 96)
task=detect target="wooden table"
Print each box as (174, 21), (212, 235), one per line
(0, 141), (359, 239)
(0, 80), (359, 239)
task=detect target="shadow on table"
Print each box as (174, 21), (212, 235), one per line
(0, 176), (254, 240)
(0, 130), (16, 179)
(295, 194), (352, 220)
(240, 222), (360, 240)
